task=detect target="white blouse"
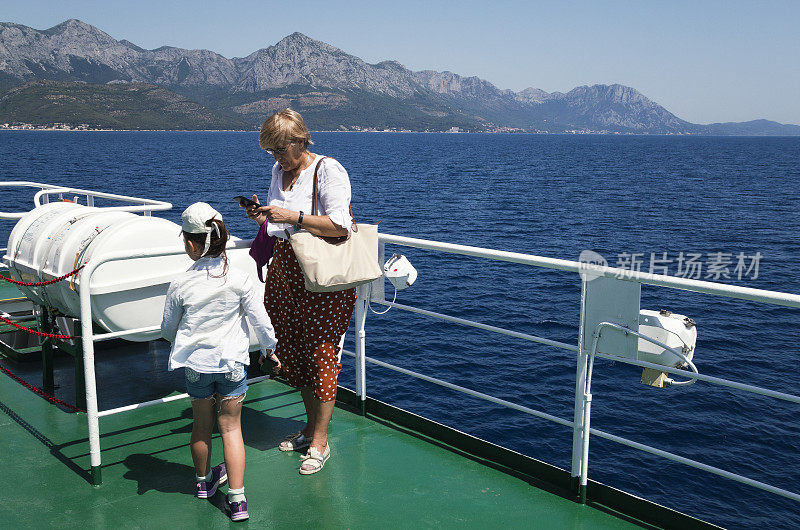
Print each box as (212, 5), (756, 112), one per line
(265, 154), (353, 239)
(161, 256), (278, 373)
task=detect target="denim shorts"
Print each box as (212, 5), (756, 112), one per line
(185, 365), (248, 399)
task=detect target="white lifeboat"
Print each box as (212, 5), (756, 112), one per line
(4, 204), (263, 343)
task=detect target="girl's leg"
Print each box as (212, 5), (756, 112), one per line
(217, 394), (245, 490)
(190, 398), (216, 477)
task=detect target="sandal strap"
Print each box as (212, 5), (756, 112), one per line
(302, 445), (330, 462)
(280, 432), (310, 450)
(282, 431), (303, 443)
(302, 454), (324, 467)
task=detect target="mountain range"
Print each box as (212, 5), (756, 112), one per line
(1, 19), (798, 135)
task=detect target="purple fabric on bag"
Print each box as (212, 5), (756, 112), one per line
(249, 222), (276, 282)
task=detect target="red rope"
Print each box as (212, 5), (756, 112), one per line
(0, 362), (85, 412)
(0, 315), (78, 339)
(0, 265), (84, 287)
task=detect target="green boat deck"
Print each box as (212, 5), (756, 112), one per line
(0, 271), (717, 528)
(0, 269), (26, 300)
(0, 371), (640, 528)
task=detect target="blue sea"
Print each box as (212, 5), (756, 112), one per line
(1, 131), (799, 528)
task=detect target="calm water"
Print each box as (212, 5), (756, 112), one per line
(1, 131), (799, 528)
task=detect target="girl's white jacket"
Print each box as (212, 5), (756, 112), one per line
(161, 255), (277, 373)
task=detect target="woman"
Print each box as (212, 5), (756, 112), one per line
(245, 108), (356, 475)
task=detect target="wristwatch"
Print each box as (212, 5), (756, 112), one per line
(294, 211), (304, 230)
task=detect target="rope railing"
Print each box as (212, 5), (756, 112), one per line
(0, 265), (84, 287)
(0, 362), (85, 412)
(0, 314), (78, 339)
(0, 265), (85, 339)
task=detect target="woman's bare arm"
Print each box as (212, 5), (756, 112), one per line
(256, 205), (347, 238)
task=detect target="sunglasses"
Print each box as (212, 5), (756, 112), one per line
(265, 142), (294, 156)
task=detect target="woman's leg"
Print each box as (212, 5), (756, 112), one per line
(303, 337), (345, 450)
(217, 394), (245, 490)
(300, 398), (334, 472)
(300, 387), (317, 437)
(301, 341), (339, 470)
(190, 398), (216, 477)
(310, 398), (334, 449)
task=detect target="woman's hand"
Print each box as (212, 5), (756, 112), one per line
(256, 205), (298, 225)
(250, 203), (347, 238)
(242, 194), (267, 225)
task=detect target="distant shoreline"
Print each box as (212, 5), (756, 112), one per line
(2, 127), (799, 137)
(0, 128), (709, 136)
(0, 127), (253, 132)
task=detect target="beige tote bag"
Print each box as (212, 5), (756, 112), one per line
(289, 158), (382, 292)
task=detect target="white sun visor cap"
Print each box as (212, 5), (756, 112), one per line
(182, 202), (222, 234)
(182, 202), (222, 255)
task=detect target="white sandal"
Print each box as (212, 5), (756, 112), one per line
(279, 431), (311, 452)
(299, 444), (330, 475)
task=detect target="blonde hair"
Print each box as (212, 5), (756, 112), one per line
(259, 108), (313, 150)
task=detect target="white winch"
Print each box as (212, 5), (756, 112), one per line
(383, 253), (417, 290)
(637, 309), (697, 368)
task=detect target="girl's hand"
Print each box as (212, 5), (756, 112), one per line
(270, 352), (281, 373)
(256, 205), (297, 225)
(259, 351), (281, 375)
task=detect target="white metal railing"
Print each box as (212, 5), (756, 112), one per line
(378, 234), (800, 308)
(339, 349), (799, 502)
(32, 223), (800, 507)
(345, 233), (800, 506)
(340, 348), (574, 427)
(96, 375), (271, 418)
(0, 181), (172, 219)
(77, 239), (253, 484)
(375, 300), (577, 351)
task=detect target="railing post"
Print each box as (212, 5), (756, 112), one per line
(39, 306), (55, 393)
(354, 285), (368, 415)
(79, 262), (102, 485)
(571, 279), (589, 500)
(74, 340), (87, 411)
(579, 390), (592, 503)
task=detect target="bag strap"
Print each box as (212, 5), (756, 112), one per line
(309, 157), (325, 217)
(311, 157), (358, 234)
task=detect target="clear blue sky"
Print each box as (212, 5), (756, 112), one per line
(3, 0), (799, 124)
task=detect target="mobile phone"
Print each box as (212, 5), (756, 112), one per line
(234, 195), (261, 208)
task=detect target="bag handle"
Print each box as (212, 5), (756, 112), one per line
(311, 157), (358, 236)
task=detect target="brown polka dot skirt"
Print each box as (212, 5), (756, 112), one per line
(264, 238), (356, 402)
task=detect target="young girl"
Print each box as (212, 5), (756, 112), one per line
(161, 202), (279, 522)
